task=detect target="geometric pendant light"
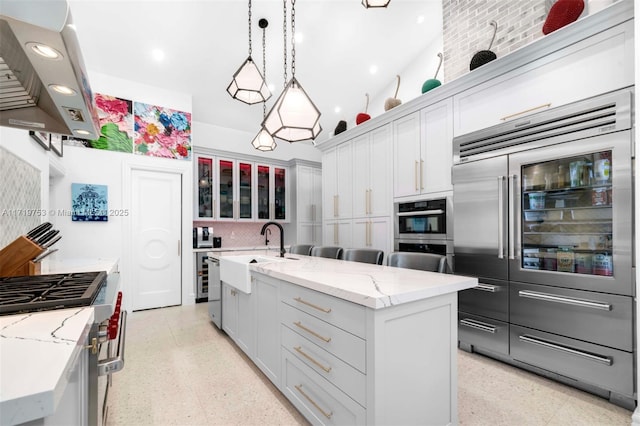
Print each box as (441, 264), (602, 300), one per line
(226, 0), (271, 104)
(262, 0), (321, 142)
(251, 19), (277, 151)
(362, 0), (391, 8)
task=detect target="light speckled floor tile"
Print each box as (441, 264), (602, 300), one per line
(106, 303), (633, 426)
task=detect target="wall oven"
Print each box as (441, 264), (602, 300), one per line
(394, 197), (452, 241)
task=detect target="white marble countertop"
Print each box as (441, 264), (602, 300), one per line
(0, 307), (94, 426)
(243, 254), (477, 309)
(41, 257), (119, 275)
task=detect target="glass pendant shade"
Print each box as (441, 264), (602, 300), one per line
(262, 77), (322, 142)
(251, 127), (277, 151)
(362, 0), (391, 8)
(226, 56), (271, 104)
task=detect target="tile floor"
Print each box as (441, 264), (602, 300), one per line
(106, 303), (634, 426)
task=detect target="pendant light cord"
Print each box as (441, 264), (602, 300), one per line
(291, 0), (296, 78)
(247, 0), (252, 56)
(262, 23), (267, 118)
(282, 0), (287, 87)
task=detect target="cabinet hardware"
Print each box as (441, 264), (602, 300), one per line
(231, 289), (237, 296)
(415, 161), (419, 190)
(293, 321), (332, 342)
(460, 318), (497, 334)
(508, 174), (517, 260)
(366, 221), (371, 246)
(396, 210), (443, 217)
(518, 290), (612, 311)
(85, 337), (98, 355)
(312, 204), (316, 222)
(178, 240), (181, 257)
(294, 346), (332, 372)
(420, 159), (424, 190)
(294, 384), (333, 419)
(519, 334), (612, 365)
(333, 195), (338, 217)
(294, 297), (332, 313)
(333, 223), (338, 245)
(500, 103), (551, 121)
(474, 283), (498, 292)
(497, 175), (504, 259)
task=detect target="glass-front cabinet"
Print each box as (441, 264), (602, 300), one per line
(217, 158), (253, 221)
(255, 164), (289, 222)
(257, 165), (271, 220)
(195, 155), (215, 220)
(521, 150), (613, 277)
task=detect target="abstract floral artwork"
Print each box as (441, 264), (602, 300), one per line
(134, 101), (191, 160)
(89, 93), (134, 153)
(71, 183), (108, 222)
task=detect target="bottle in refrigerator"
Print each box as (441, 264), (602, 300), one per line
(556, 247), (575, 273)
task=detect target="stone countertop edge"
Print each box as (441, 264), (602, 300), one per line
(41, 258), (119, 275)
(244, 254), (478, 309)
(0, 307), (94, 426)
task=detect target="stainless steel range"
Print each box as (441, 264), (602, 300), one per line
(0, 271), (126, 425)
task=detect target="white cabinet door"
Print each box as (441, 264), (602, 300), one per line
(322, 149), (337, 220)
(368, 125), (392, 216)
(336, 143), (353, 219)
(298, 223), (322, 246)
(297, 165), (322, 223)
(352, 217), (391, 256)
(311, 167), (322, 223)
(352, 135), (370, 218)
(421, 99), (453, 193)
(236, 288), (254, 357)
(323, 220), (352, 248)
(393, 112), (422, 198)
(254, 276), (280, 385)
(222, 283), (237, 339)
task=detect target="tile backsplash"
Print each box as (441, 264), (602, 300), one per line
(193, 222), (281, 248)
(0, 147), (41, 247)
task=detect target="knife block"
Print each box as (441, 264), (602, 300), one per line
(0, 236), (44, 277)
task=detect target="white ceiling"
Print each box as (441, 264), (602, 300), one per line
(67, 0), (442, 143)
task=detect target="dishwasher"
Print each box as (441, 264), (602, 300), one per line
(206, 255), (222, 329)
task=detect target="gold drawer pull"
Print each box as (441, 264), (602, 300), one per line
(294, 384), (333, 419)
(294, 346), (332, 373)
(294, 297), (332, 313)
(293, 321), (332, 343)
(500, 103), (551, 121)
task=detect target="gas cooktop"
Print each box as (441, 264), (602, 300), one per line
(0, 271), (108, 316)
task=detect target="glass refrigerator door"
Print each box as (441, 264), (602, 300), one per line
(509, 131), (632, 296)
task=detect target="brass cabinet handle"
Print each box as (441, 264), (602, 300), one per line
(294, 346), (332, 373)
(420, 159), (424, 190)
(293, 297), (332, 313)
(85, 337), (98, 355)
(333, 223), (338, 245)
(294, 384), (333, 419)
(415, 161), (419, 190)
(293, 321), (332, 343)
(500, 103), (551, 121)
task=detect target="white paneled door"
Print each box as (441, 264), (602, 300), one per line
(131, 169), (182, 310)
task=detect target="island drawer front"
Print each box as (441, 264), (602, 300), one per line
(510, 282), (633, 352)
(282, 324), (366, 407)
(457, 278), (508, 322)
(281, 302), (366, 373)
(282, 349), (366, 426)
(510, 325), (634, 397)
(458, 312), (509, 356)
(280, 281), (366, 338)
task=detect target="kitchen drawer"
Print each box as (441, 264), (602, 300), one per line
(282, 350), (366, 426)
(510, 282), (633, 352)
(282, 325), (366, 407)
(458, 278), (508, 322)
(458, 312), (509, 356)
(281, 302), (366, 373)
(280, 281), (366, 339)
(510, 325), (634, 397)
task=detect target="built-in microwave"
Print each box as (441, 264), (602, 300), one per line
(394, 197), (452, 241)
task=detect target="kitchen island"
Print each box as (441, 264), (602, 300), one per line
(220, 254), (477, 425)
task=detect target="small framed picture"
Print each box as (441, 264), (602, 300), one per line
(29, 131), (50, 150)
(50, 133), (63, 157)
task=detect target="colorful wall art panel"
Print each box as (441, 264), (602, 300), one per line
(71, 183), (108, 222)
(134, 102), (192, 160)
(89, 93), (134, 153)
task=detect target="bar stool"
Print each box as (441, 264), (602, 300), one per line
(310, 246), (343, 259)
(341, 248), (384, 265)
(386, 252), (447, 273)
(289, 244), (314, 256)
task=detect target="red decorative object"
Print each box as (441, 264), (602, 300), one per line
(356, 93), (371, 125)
(542, 0), (585, 35)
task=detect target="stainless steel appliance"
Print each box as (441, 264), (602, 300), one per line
(193, 226), (214, 248)
(206, 254), (222, 329)
(395, 197), (454, 272)
(0, 271), (125, 425)
(195, 252), (209, 302)
(452, 89), (634, 409)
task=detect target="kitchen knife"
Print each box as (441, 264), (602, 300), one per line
(36, 229), (59, 246)
(27, 222), (52, 240)
(33, 248), (58, 263)
(41, 235), (61, 249)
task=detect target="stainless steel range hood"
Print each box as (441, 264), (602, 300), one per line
(0, 0), (99, 139)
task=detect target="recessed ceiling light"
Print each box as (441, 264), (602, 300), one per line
(27, 42), (62, 60)
(294, 32), (304, 44)
(369, 65), (378, 75)
(152, 48), (165, 61)
(417, 15), (425, 24)
(334, 106), (341, 114)
(49, 84), (76, 95)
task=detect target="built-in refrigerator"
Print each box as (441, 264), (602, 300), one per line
(452, 89), (635, 409)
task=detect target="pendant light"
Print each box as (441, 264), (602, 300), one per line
(251, 19), (277, 151)
(262, 0), (322, 142)
(226, 0), (271, 104)
(362, 0), (391, 8)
